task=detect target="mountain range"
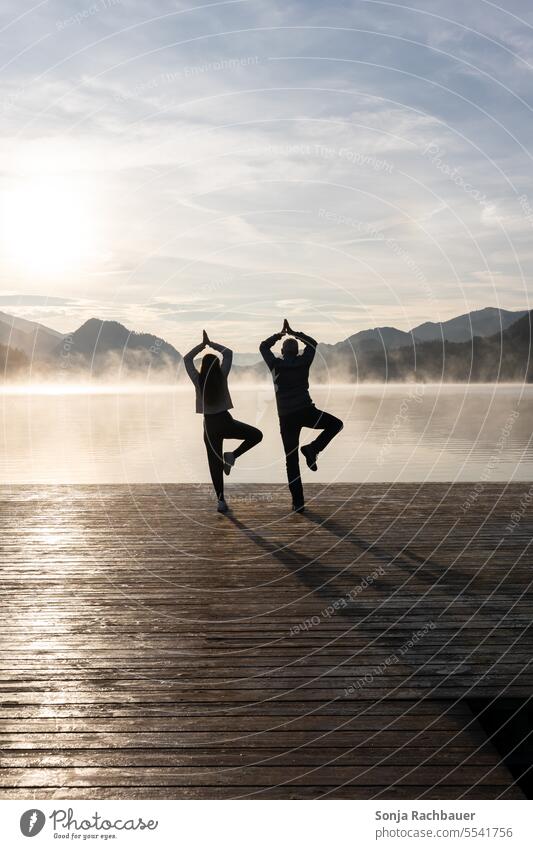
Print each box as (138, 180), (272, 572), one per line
(54, 318), (182, 375)
(0, 306), (531, 382)
(316, 310), (532, 383)
(313, 307), (531, 381)
(316, 307), (526, 362)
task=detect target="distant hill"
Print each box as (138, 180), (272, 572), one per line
(52, 318), (182, 377)
(0, 342), (30, 377)
(0, 311), (62, 360)
(318, 326), (413, 366)
(321, 310), (532, 382)
(444, 309), (533, 382)
(318, 306), (525, 359)
(313, 306), (529, 380)
(412, 307), (526, 343)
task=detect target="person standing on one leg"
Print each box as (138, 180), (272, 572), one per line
(184, 330), (263, 513)
(260, 319), (343, 513)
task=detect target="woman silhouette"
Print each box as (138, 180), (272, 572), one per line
(184, 330), (263, 513)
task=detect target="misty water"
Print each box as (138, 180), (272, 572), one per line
(1, 384), (532, 484)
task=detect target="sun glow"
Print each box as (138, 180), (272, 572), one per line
(1, 175), (99, 277)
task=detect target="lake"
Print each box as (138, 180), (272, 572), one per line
(1, 384), (532, 484)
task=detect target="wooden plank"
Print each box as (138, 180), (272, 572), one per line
(0, 786), (523, 800)
(1, 483), (530, 799)
(0, 764), (518, 788)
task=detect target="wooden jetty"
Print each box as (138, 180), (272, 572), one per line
(1, 482), (532, 799)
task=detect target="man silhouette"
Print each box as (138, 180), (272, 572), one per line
(260, 319), (343, 512)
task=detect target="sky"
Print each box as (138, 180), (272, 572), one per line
(1, 0), (533, 351)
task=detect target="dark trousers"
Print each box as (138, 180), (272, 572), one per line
(279, 405), (343, 505)
(203, 411), (263, 499)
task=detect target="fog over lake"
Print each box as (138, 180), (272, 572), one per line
(1, 384), (532, 484)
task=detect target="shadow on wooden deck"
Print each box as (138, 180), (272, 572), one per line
(1, 483), (531, 799)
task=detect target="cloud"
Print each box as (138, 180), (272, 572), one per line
(0, 0), (531, 347)
(0, 294), (74, 305)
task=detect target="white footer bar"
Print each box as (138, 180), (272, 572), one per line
(2, 799), (530, 848)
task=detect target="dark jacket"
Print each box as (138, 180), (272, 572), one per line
(260, 331), (317, 416)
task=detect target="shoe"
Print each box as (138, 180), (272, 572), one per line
(223, 451), (236, 476)
(217, 498), (229, 513)
(292, 502), (305, 514)
(301, 444), (318, 471)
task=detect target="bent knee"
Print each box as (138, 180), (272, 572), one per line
(333, 417), (344, 433)
(253, 427), (263, 443)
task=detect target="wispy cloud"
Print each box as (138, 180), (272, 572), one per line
(0, 0), (531, 347)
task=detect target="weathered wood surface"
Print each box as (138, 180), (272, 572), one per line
(1, 483), (531, 799)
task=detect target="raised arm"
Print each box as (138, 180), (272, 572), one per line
(259, 332), (283, 369)
(183, 341), (205, 385)
(290, 328), (317, 364)
(208, 339), (233, 376)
